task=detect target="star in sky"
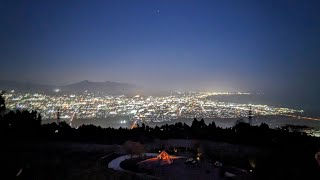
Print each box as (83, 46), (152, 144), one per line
(153, 9), (160, 15)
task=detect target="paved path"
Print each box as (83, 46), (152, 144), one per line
(108, 153), (158, 171)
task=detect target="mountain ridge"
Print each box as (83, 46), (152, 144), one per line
(0, 80), (141, 95)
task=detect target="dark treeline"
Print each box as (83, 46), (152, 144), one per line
(1, 94), (320, 179)
(2, 107), (319, 148)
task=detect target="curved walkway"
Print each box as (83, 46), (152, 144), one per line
(108, 153), (158, 171)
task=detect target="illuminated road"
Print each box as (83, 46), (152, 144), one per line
(130, 118), (140, 129)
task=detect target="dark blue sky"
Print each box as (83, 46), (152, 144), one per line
(1, 0), (320, 95)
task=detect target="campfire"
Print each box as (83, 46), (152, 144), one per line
(138, 150), (181, 166)
(157, 150), (173, 164)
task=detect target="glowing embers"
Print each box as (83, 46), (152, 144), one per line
(139, 150), (181, 167)
(157, 150), (173, 165)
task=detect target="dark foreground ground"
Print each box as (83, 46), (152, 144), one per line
(2, 141), (153, 180)
(3, 140), (320, 180)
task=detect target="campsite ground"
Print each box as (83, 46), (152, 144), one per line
(3, 141), (140, 180)
(4, 139), (318, 180)
(120, 155), (252, 180)
(154, 158), (222, 180)
(4, 140), (254, 180)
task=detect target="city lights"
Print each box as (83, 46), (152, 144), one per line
(3, 91), (303, 122)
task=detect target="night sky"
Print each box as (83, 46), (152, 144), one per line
(1, 0), (320, 96)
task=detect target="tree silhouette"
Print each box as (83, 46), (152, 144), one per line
(259, 123), (269, 131)
(191, 118), (199, 129)
(199, 118), (207, 129)
(0, 92), (5, 116)
(208, 121), (217, 129)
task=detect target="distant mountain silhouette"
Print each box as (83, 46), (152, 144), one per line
(62, 80), (140, 95)
(0, 80), (142, 95)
